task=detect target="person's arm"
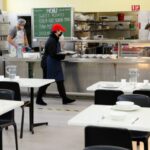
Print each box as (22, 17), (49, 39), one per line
(7, 35), (17, 49)
(7, 27), (18, 49)
(24, 35), (29, 47)
(45, 39), (65, 60)
(24, 30), (29, 47)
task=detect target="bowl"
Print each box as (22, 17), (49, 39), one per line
(81, 37), (89, 40)
(116, 101), (134, 109)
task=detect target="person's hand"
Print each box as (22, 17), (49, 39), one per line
(14, 45), (18, 50)
(25, 46), (32, 52)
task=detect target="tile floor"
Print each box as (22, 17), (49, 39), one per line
(3, 97), (92, 150)
(2, 96), (147, 150)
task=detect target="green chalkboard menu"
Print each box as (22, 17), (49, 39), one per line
(33, 7), (73, 38)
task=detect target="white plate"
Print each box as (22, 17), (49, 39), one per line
(111, 105), (141, 111)
(101, 84), (118, 88)
(102, 86), (118, 88)
(57, 51), (76, 55)
(66, 51), (76, 55)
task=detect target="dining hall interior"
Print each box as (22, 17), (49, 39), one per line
(1, 0), (150, 150)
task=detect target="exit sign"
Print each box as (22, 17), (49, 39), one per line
(131, 5), (140, 11)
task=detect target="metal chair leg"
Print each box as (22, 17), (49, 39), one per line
(20, 107), (24, 139)
(143, 139), (148, 150)
(13, 124), (18, 150)
(0, 128), (3, 150)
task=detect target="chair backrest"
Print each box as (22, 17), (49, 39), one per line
(0, 81), (21, 101)
(0, 89), (15, 121)
(84, 145), (130, 150)
(85, 126), (132, 150)
(117, 94), (150, 107)
(133, 90), (150, 98)
(95, 90), (123, 105)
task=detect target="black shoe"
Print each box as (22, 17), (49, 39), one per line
(36, 99), (47, 106)
(63, 98), (76, 105)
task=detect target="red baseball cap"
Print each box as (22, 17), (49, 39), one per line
(51, 23), (66, 32)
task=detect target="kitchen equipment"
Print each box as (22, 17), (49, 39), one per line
(117, 13), (125, 21)
(115, 23), (124, 30)
(129, 22), (135, 30)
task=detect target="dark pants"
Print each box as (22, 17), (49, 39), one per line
(36, 81), (67, 102)
(36, 64), (67, 103)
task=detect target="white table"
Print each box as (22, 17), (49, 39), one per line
(68, 104), (150, 132)
(87, 81), (150, 93)
(0, 78), (55, 133)
(0, 100), (23, 116)
(0, 100), (24, 150)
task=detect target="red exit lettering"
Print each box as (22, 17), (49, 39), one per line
(131, 5), (140, 11)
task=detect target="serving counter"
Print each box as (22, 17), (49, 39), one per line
(1, 55), (150, 94)
(0, 39), (150, 94)
(63, 56), (150, 92)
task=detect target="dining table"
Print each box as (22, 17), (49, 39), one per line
(0, 100), (24, 150)
(68, 104), (150, 132)
(0, 77), (55, 134)
(86, 81), (150, 93)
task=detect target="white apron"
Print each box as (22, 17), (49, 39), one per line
(9, 29), (25, 57)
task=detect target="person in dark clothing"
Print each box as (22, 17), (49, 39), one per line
(36, 23), (76, 105)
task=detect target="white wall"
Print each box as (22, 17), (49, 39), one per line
(0, 0), (3, 10)
(5, 0), (150, 13)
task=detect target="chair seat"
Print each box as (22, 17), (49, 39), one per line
(84, 145), (130, 150)
(0, 87), (19, 150)
(0, 81), (32, 138)
(0, 120), (15, 126)
(95, 90), (123, 105)
(0, 119), (14, 123)
(130, 130), (150, 141)
(117, 94), (150, 150)
(85, 126), (132, 149)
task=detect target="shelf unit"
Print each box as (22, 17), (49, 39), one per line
(0, 22), (10, 54)
(74, 11), (139, 40)
(75, 29), (136, 32)
(74, 20), (135, 23)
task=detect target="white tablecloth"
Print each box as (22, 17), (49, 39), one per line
(0, 100), (23, 115)
(87, 81), (150, 93)
(68, 104), (150, 132)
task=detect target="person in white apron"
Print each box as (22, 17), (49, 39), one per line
(7, 18), (29, 57)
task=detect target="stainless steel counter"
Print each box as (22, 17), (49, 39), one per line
(1, 56), (150, 94)
(65, 57), (150, 63)
(63, 57), (150, 92)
